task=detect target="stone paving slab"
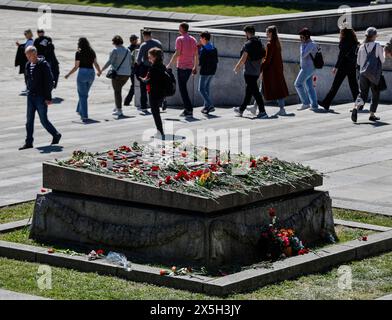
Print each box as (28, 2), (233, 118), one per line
(0, 218), (31, 233)
(0, 288), (50, 300)
(334, 219), (392, 232)
(0, 9), (392, 217)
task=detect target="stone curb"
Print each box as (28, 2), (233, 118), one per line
(0, 288), (51, 300)
(0, 0), (228, 22)
(0, 230), (391, 296)
(334, 219), (392, 232)
(0, 218), (31, 234)
(376, 293), (392, 300)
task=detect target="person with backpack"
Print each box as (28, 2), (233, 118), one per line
(294, 28), (320, 111)
(136, 30), (162, 112)
(198, 31), (218, 115)
(233, 25), (268, 119)
(260, 25), (289, 116)
(34, 29), (60, 89)
(320, 28), (359, 111)
(19, 46), (61, 150)
(101, 35), (133, 118)
(167, 22), (198, 118)
(141, 47), (169, 137)
(64, 37), (102, 123)
(351, 27), (385, 123)
(124, 34), (140, 107)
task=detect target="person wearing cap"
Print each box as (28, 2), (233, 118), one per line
(136, 29), (162, 112)
(294, 28), (320, 111)
(124, 34), (140, 106)
(352, 27), (385, 123)
(33, 29), (60, 89)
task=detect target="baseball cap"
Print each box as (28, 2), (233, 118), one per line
(365, 27), (377, 37)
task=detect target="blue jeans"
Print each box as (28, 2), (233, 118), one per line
(294, 67), (318, 108)
(177, 68), (193, 112)
(198, 75), (214, 108)
(26, 95), (59, 145)
(76, 68), (95, 119)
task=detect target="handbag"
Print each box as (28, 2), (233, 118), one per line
(378, 74), (387, 91)
(106, 49), (129, 79)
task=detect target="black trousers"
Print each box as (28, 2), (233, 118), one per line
(177, 68), (193, 112)
(240, 74), (265, 113)
(322, 65), (359, 107)
(124, 72), (135, 105)
(149, 95), (164, 135)
(358, 74), (380, 113)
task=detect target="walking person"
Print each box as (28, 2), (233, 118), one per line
(124, 34), (140, 107)
(15, 29), (34, 94)
(135, 30), (162, 112)
(260, 25), (289, 116)
(141, 48), (168, 137)
(294, 28), (319, 111)
(233, 25), (268, 119)
(101, 35), (133, 117)
(64, 37), (102, 122)
(34, 29), (60, 88)
(320, 28), (359, 111)
(19, 46), (61, 150)
(198, 31), (218, 115)
(167, 22), (198, 118)
(351, 27), (385, 123)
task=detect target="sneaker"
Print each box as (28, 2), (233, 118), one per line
(247, 104), (258, 116)
(369, 115), (380, 122)
(112, 109), (123, 116)
(201, 107), (208, 114)
(140, 108), (149, 115)
(309, 106), (319, 112)
(297, 104), (310, 111)
(319, 101), (330, 111)
(277, 108), (287, 116)
(205, 106), (215, 114)
(81, 118), (89, 123)
(51, 133), (62, 145)
(18, 144), (33, 150)
(355, 97), (364, 110)
(179, 110), (193, 117)
(112, 107), (117, 113)
(351, 108), (358, 123)
(233, 107), (243, 117)
(256, 112), (269, 119)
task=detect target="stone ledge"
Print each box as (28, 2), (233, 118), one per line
(0, 230), (391, 296)
(0, 1), (226, 22)
(334, 219), (392, 232)
(0, 218), (31, 233)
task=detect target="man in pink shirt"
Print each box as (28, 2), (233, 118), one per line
(167, 22), (198, 118)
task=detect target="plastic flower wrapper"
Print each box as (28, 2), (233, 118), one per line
(106, 251), (131, 271)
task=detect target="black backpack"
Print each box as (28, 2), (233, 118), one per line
(163, 68), (176, 97)
(311, 47), (324, 69)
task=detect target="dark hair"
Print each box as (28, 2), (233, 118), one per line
(243, 25), (256, 35)
(266, 25), (281, 50)
(180, 22), (189, 32)
(148, 47), (163, 64)
(142, 29), (152, 37)
(200, 31), (211, 41)
(298, 28), (311, 39)
(78, 37), (94, 54)
(112, 35), (123, 46)
(37, 29), (45, 33)
(339, 28), (359, 46)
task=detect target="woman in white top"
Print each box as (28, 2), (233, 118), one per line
(352, 27), (385, 123)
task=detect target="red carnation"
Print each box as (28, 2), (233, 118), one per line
(181, 152), (187, 157)
(151, 165), (160, 171)
(250, 159), (257, 168)
(165, 176), (172, 184)
(100, 160), (107, 167)
(268, 207), (276, 218)
(160, 269), (168, 276)
(40, 188), (47, 193)
(96, 249), (104, 255)
(362, 236), (368, 241)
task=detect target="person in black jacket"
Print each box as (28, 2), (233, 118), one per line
(19, 46), (61, 150)
(319, 28), (359, 111)
(198, 31), (218, 115)
(34, 29), (60, 88)
(142, 47), (167, 137)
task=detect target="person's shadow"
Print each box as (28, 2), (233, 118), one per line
(37, 145), (63, 154)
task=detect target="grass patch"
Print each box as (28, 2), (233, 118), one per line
(28, 0), (339, 17)
(0, 251), (391, 300)
(333, 208), (392, 228)
(0, 202), (34, 224)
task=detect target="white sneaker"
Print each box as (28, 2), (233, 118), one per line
(278, 108), (287, 116)
(355, 97), (364, 109)
(247, 104), (258, 115)
(297, 104), (310, 111)
(233, 107), (243, 117)
(112, 107), (117, 113)
(256, 112), (269, 119)
(113, 109), (123, 116)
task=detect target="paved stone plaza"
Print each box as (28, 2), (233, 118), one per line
(1, 9), (392, 216)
